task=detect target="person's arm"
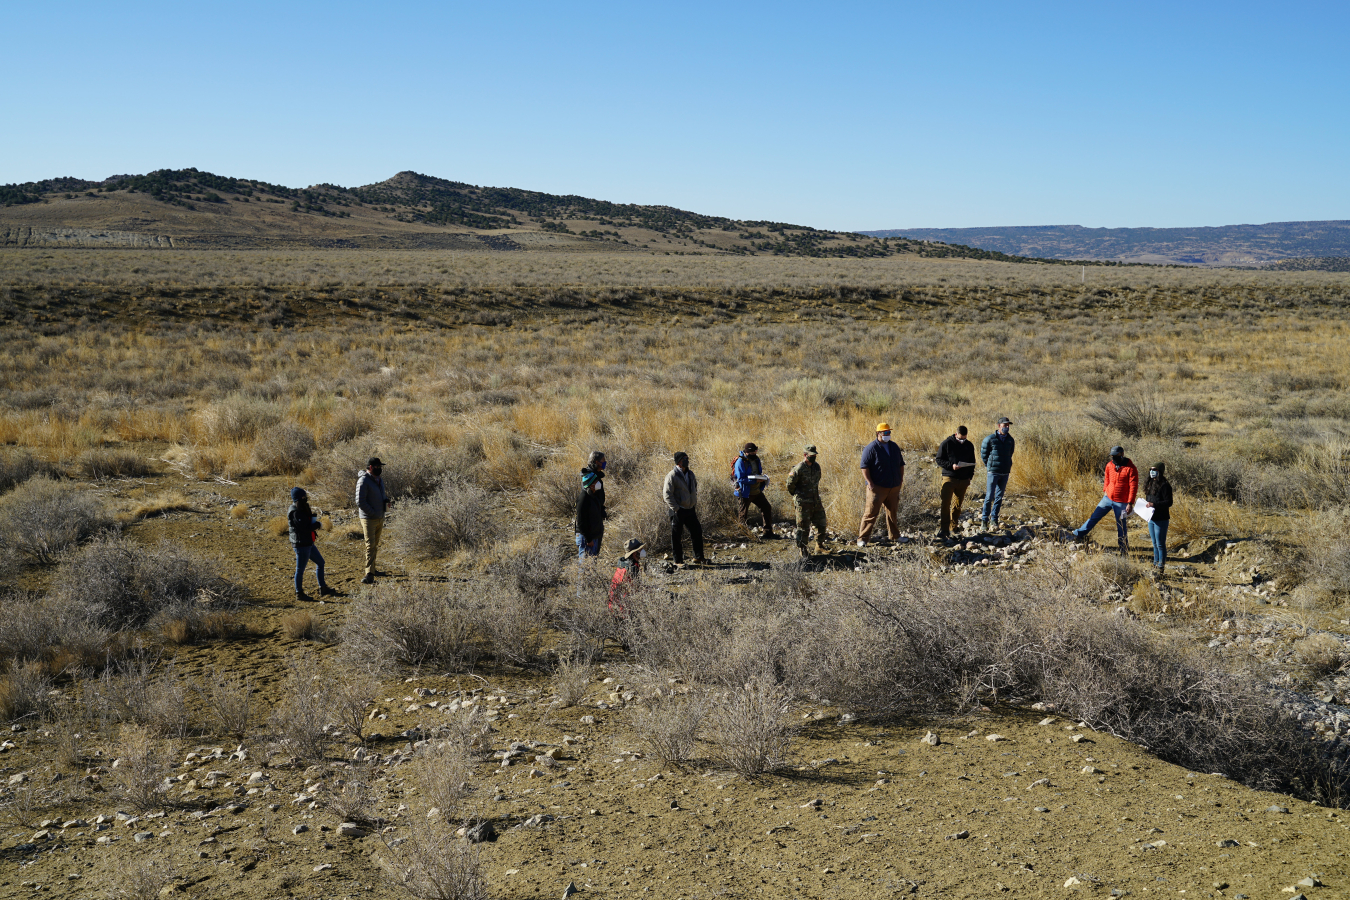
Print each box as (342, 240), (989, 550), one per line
(935, 438), (951, 470)
(1128, 465), (1139, 506)
(896, 450), (905, 490)
(786, 465), (799, 496)
(1158, 482), (1173, 512)
(663, 471), (677, 510)
(860, 444), (876, 488)
(980, 435), (991, 466)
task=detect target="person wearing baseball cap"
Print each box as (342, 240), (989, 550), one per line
(1069, 445), (1138, 556)
(356, 457), (390, 584)
(732, 441), (776, 541)
(979, 417), (1015, 530)
(857, 422), (905, 547)
(786, 444), (827, 558)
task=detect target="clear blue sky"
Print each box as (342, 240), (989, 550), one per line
(4, 1), (1346, 230)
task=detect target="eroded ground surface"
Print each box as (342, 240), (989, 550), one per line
(3, 469), (1349, 899)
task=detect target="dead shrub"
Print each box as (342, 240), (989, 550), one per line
(315, 760), (383, 824)
(531, 459), (583, 520)
(1292, 633), (1346, 677)
(269, 654), (338, 761)
(0, 589), (107, 667)
(283, 610), (333, 642)
(550, 656), (592, 707)
(704, 676), (793, 777)
(76, 448), (152, 480)
(107, 724), (174, 811)
(329, 668), (379, 743)
(396, 480), (505, 558)
(198, 666), (254, 741)
(53, 536), (242, 633)
(0, 449), (51, 493)
(0, 768), (60, 829)
(229, 503), (249, 519)
(101, 856), (180, 900)
(313, 437), (482, 506)
(338, 581), (479, 674)
(196, 395), (283, 443)
(1090, 553), (1150, 591)
(0, 659), (54, 723)
(630, 690), (708, 768)
(893, 472), (937, 531)
(318, 406), (375, 445)
(0, 477), (111, 563)
(408, 739), (476, 821)
(1087, 391), (1194, 440)
(93, 659), (195, 739)
(250, 421), (318, 475)
(377, 816), (488, 900)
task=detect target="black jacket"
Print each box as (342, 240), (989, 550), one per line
(1144, 472), (1173, 523)
(288, 500), (316, 547)
(935, 435), (977, 479)
(575, 488), (605, 539)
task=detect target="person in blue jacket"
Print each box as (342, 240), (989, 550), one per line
(732, 442), (776, 539)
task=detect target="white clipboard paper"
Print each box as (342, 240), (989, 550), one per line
(1133, 498), (1153, 522)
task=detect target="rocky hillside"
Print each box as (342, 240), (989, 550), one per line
(0, 168), (1048, 261)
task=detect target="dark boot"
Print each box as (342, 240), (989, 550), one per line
(296, 590), (314, 602)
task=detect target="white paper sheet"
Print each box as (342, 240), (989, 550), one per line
(1133, 498), (1153, 522)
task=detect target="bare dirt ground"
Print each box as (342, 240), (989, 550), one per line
(3, 469), (1347, 900)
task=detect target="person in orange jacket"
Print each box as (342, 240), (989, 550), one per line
(1069, 446), (1138, 555)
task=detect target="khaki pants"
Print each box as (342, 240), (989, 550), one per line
(361, 516), (384, 576)
(940, 477), (971, 533)
(858, 484), (901, 541)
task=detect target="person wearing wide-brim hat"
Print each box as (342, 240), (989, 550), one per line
(786, 444), (828, 558)
(609, 538), (646, 612)
(857, 422), (905, 547)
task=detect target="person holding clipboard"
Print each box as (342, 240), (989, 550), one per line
(732, 442), (777, 540)
(935, 425), (977, 540)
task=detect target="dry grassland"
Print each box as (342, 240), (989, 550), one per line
(1, 249), (1349, 898)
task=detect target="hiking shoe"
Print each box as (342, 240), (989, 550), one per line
(296, 591), (314, 602)
(360, 574), (375, 585)
(937, 530), (950, 541)
(318, 585), (339, 597)
(798, 546), (810, 559)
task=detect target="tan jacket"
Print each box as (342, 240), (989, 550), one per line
(663, 466), (698, 511)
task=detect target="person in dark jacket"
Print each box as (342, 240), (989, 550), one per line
(1144, 461), (1174, 575)
(979, 417), (1015, 529)
(575, 471), (605, 559)
(934, 425), (977, 539)
(857, 422), (905, 547)
(288, 487), (334, 601)
(355, 457), (389, 585)
(581, 451), (607, 553)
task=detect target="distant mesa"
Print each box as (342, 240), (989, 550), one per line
(860, 222), (1350, 268)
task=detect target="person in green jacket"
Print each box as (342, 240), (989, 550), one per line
(786, 445), (827, 558)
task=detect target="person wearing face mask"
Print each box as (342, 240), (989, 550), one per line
(1143, 462), (1173, 575)
(663, 451), (707, 567)
(732, 441), (776, 540)
(935, 425), (977, 540)
(857, 422), (905, 547)
(575, 471), (605, 560)
(980, 417), (1015, 530)
(580, 451), (608, 554)
(786, 444), (827, 558)
(355, 457), (390, 585)
(609, 538), (646, 612)
(1069, 446), (1139, 556)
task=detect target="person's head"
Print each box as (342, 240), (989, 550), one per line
(291, 486), (307, 502)
(674, 451), (689, 470)
(955, 425), (968, 442)
(1149, 461), (1166, 480)
(803, 444), (818, 461)
(1110, 445), (1125, 463)
(875, 422), (892, 442)
(582, 471), (600, 492)
(367, 457), (384, 476)
(996, 417), (1012, 434)
(623, 538), (646, 562)
(588, 450), (606, 472)
(741, 442), (758, 457)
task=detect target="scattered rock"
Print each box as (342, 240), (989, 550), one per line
(945, 830), (969, 840)
(1267, 805), (1290, 814)
(465, 821), (496, 843)
(313, 863), (333, 873)
(919, 731), (940, 746)
(337, 822), (366, 838)
(1065, 875), (1082, 886)
(293, 824), (309, 835)
(133, 831), (153, 842)
(1216, 839), (1240, 848)
(986, 734), (1007, 742)
(562, 882), (579, 898)
(1297, 877), (1321, 887)
(1081, 766), (1103, 775)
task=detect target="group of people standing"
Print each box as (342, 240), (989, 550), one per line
(572, 417), (1177, 577)
(285, 423), (1178, 600)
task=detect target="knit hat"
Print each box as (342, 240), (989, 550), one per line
(582, 471), (600, 488)
(291, 487), (307, 501)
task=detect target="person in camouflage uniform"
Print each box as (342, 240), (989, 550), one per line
(786, 444), (827, 558)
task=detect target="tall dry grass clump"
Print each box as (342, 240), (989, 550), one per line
(250, 421), (317, 475)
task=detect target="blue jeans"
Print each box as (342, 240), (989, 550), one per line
(982, 472), (1009, 524)
(1075, 497), (1130, 547)
(1148, 518), (1169, 568)
(294, 544), (326, 593)
(575, 532), (602, 560)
